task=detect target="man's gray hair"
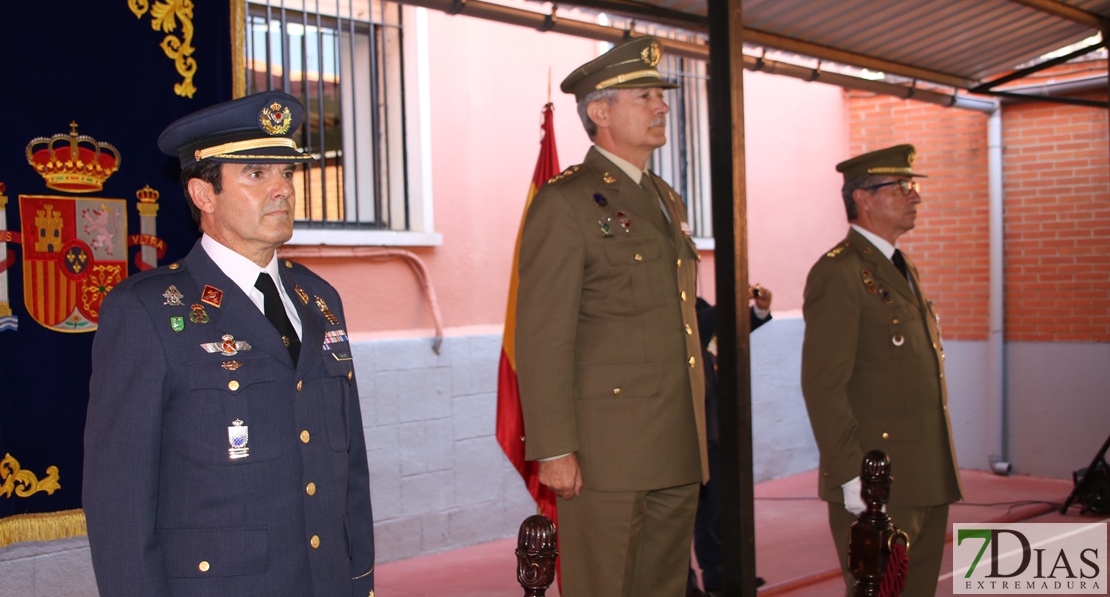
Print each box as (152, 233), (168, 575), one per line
(577, 88), (620, 140)
(841, 174), (879, 221)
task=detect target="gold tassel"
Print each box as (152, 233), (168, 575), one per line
(0, 509), (87, 549)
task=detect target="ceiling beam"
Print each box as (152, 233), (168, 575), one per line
(742, 28), (978, 89)
(1003, 0), (1110, 31)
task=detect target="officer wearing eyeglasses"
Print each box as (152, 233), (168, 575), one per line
(799, 145), (961, 597)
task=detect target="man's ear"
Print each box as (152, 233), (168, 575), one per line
(587, 100), (610, 132)
(187, 177), (218, 216)
(852, 188), (872, 215)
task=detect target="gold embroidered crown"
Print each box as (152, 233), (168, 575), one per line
(25, 122), (121, 193)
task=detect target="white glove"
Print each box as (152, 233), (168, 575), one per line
(841, 476), (866, 516)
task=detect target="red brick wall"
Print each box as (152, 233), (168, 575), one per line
(1000, 94), (1110, 342)
(846, 72), (1109, 343)
(847, 93), (992, 340)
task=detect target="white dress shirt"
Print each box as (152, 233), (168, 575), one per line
(200, 234), (303, 340)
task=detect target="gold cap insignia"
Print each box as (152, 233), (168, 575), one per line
(907, 149), (916, 166)
(260, 102), (293, 136)
(641, 41), (661, 67)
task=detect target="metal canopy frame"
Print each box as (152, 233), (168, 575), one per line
(548, 0), (1109, 106)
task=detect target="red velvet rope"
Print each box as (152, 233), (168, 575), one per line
(879, 543), (909, 597)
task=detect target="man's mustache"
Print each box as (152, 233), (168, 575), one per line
(650, 117), (667, 127)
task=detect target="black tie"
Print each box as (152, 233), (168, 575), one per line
(255, 273), (301, 365)
(892, 249), (909, 280)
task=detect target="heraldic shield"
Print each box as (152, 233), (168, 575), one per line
(18, 195), (128, 332)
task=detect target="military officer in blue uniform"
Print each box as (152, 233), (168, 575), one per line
(83, 91), (375, 597)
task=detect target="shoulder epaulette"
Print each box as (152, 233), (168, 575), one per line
(826, 241), (851, 258)
(545, 165), (583, 185)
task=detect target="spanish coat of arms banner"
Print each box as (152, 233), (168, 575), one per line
(0, 0), (233, 542)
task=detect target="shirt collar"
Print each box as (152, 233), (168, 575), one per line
(200, 234), (282, 298)
(593, 145), (647, 184)
(850, 223), (897, 261)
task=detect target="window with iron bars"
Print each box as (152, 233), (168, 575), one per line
(652, 51), (712, 241)
(245, 0), (414, 237)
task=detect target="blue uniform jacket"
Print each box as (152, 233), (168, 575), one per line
(84, 241), (375, 597)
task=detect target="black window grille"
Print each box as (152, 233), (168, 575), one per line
(652, 52), (712, 239)
(245, 0), (409, 230)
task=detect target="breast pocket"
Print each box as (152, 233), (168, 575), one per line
(601, 238), (666, 310)
(181, 356), (280, 464)
(321, 351), (353, 452)
(861, 307), (923, 362)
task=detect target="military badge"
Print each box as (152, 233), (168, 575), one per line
(323, 329), (348, 350)
(892, 334), (905, 347)
(602, 173), (617, 184)
(861, 270), (878, 294)
(162, 285), (184, 306)
(599, 218), (613, 238)
(189, 303), (210, 324)
(259, 102), (292, 135)
(680, 221), (692, 236)
(615, 212), (631, 233)
(222, 360), (242, 371)
(593, 193), (608, 208)
(201, 334), (252, 356)
(294, 284), (309, 305)
(879, 287), (894, 304)
(641, 40), (662, 67)
(200, 285), (223, 308)
(170, 316), (185, 332)
(315, 296), (339, 325)
(228, 419), (249, 459)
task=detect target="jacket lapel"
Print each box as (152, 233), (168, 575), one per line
(183, 242), (296, 369)
(585, 148), (670, 239)
(281, 267), (323, 377)
(849, 229), (918, 305)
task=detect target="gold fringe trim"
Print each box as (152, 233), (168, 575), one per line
(0, 509), (87, 549)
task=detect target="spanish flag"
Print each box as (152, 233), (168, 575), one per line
(497, 103), (560, 522)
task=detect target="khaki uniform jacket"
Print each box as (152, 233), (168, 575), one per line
(515, 147), (707, 490)
(801, 228), (962, 507)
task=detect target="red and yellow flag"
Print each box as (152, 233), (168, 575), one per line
(497, 103), (560, 522)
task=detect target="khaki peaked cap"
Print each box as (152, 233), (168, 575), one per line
(561, 36), (679, 102)
(835, 144), (928, 182)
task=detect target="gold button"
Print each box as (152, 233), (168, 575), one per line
(634, 253), (643, 261)
(285, 260), (293, 268)
(198, 561), (210, 572)
(933, 342), (938, 350)
(943, 405), (948, 411)
(677, 259), (682, 267)
(940, 372), (944, 379)
(822, 472), (828, 477)
(300, 430), (310, 443)
(168, 263), (180, 270)
(685, 324), (692, 335)
(680, 291), (687, 301)
(297, 380), (303, 392)
(892, 317), (899, 324)
(310, 535), (320, 548)
(613, 388), (621, 395)
(347, 370), (353, 381)
(882, 432), (890, 440)
(689, 356), (696, 367)
(228, 380), (239, 391)
(941, 354), (947, 361)
(306, 482), (316, 496)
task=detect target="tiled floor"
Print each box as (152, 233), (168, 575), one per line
(376, 468), (1099, 596)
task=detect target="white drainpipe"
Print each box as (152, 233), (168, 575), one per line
(987, 104), (1012, 475)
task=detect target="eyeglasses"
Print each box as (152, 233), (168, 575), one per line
(863, 179), (920, 196)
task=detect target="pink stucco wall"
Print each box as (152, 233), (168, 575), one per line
(297, 14), (852, 336)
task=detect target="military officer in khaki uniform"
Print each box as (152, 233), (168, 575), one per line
(515, 37), (706, 597)
(801, 145), (962, 597)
